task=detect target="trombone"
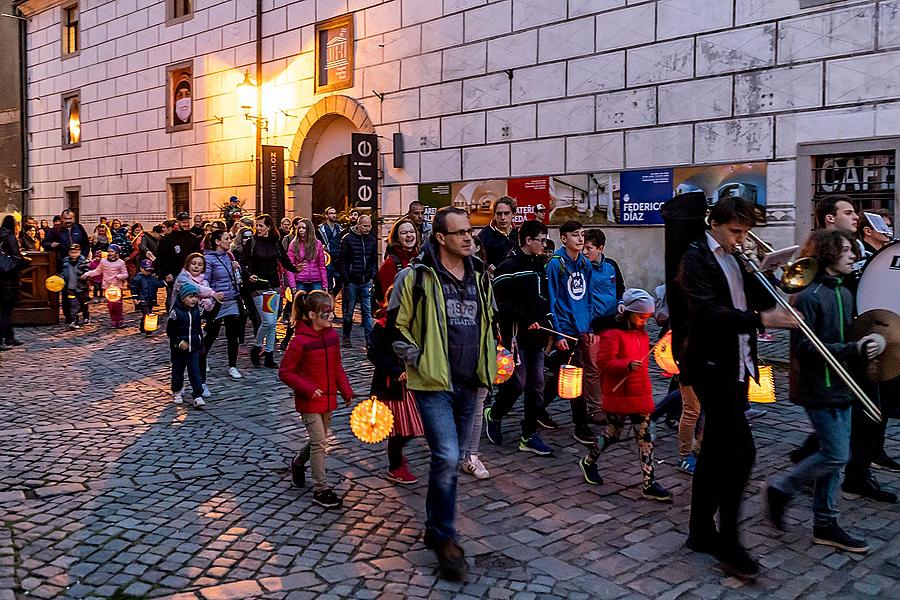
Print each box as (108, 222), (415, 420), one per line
(735, 232), (882, 423)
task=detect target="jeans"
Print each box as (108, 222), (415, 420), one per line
(678, 384), (703, 458)
(775, 406), (851, 527)
(253, 291), (281, 353)
(64, 290), (90, 324)
(298, 412), (333, 492)
(171, 349), (203, 398)
(342, 281), (374, 343)
(414, 384), (478, 542)
(491, 345), (545, 439)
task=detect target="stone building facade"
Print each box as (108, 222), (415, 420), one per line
(16, 0), (900, 289)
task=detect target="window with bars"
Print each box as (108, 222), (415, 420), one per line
(169, 180), (191, 216)
(812, 151), (895, 223)
(65, 188), (80, 219)
(62, 4), (79, 55)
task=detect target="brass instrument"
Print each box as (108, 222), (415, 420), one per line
(741, 230), (818, 294)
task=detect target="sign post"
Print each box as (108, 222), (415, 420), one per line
(261, 145), (285, 221)
(350, 133), (378, 211)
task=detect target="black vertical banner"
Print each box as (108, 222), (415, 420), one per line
(349, 132), (378, 210)
(261, 145), (285, 221)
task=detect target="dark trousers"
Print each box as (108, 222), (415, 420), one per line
(64, 290), (90, 323)
(846, 381), (887, 482)
(543, 345), (588, 429)
(490, 345), (545, 439)
(690, 377), (754, 549)
(241, 288), (260, 337)
(0, 298), (13, 344)
(205, 315), (242, 369)
(171, 348), (203, 398)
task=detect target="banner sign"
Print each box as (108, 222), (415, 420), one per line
(315, 15), (354, 93)
(417, 183), (452, 223)
(261, 145), (285, 221)
(619, 169), (673, 225)
(350, 133), (378, 210)
(507, 177), (551, 225)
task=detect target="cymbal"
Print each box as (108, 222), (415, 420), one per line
(850, 309), (900, 382)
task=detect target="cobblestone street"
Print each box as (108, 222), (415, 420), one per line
(2, 309), (900, 600)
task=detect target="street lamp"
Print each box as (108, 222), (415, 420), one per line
(236, 71), (268, 130)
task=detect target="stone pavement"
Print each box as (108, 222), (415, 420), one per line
(2, 310), (899, 600)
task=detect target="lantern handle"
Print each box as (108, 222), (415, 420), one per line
(610, 337), (665, 392)
(537, 326), (578, 342)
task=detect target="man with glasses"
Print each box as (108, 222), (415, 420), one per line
(406, 200), (433, 246)
(388, 206), (497, 581)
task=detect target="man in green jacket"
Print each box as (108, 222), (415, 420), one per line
(387, 206), (497, 582)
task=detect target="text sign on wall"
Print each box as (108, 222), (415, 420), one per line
(315, 15), (354, 93)
(619, 169), (673, 225)
(261, 145), (285, 221)
(350, 133), (378, 210)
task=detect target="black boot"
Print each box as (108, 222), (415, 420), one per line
(290, 453), (306, 488)
(264, 351), (277, 368)
(250, 345), (262, 366)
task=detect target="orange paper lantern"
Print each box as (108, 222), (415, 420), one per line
(653, 330), (680, 375)
(143, 313), (159, 332)
(104, 285), (122, 302)
(748, 365), (776, 404)
(494, 345), (515, 384)
(45, 275), (65, 293)
(324, 251), (332, 267)
(350, 396), (394, 444)
(558, 364), (583, 399)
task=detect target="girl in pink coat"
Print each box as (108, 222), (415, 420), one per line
(82, 243), (129, 328)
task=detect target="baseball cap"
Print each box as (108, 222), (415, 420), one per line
(176, 211), (190, 220)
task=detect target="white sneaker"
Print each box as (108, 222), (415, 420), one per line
(228, 367), (243, 379)
(193, 397), (206, 408)
(461, 455), (490, 479)
(206, 363), (211, 374)
(173, 392), (183, 405)
(201, 384), (211, 398)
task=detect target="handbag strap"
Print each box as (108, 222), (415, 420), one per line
(214, 254), (240, 293)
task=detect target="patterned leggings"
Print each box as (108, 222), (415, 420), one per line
(586, 412), (655, 486)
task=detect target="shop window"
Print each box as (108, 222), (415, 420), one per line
(812, 151), (895, 223)
(62, 91), (81, 148)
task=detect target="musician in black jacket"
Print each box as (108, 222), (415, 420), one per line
(676, 198), (795, 577)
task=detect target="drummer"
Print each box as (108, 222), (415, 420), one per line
(857, 209), (893, 258)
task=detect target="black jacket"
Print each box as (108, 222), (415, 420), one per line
(339, 229), (377, 284)
(493, 247), (552, 350)
(675, 238), (774, 385)
(155, 229), (201, 280)
(44, 223), (89, 270)
(166, 301), (204, 352)
(477, 222), (516, 268)
(241, 235), (295, 292)
(789, 275), (861, 409)
(368, 319), (405, 401)
(0, 227), (24, 299)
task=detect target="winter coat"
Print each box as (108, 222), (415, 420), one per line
(84, 257), (129, 291)
(241, 235), (296, 292)
(130, 272), (166, 306)
(61, 256), (89, 293)
(589, 255), (625, 319)
(203, 250), (241, 302)
(110, 226), (129, 249)
(154, 229), (201, 280)
(44, 223), (89, 269)
(546, 248), (593, 338)
(279, 320), (353, 414)
(338, 228), (377, 284)
(595, 324), (654, 415)
(493, 247), (552, 350)
(318, 222), (342, 256)
(166, 301), (204, 353)
(476, 221), (517, 268)
(373, 246), (417, 310)
(789, 275), (862, 409)
(174, 269), (216, 312)
(368, 319), (406, 401)
(0, 227), (24, 301)
(139, 234), (159, 262)
(285, 239), (328, 289)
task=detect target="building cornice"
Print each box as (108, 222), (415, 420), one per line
(14, 0), (62, 18)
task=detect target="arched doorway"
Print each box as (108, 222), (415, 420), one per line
(312, 155), (348, 218)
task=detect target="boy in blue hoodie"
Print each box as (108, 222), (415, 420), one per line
(545, 220), (594, 444)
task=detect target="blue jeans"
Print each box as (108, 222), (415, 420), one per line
(295, 281), (323, 293)
(342, 281), (374, 342)
(253, 291), (281, 353)
(775, 406), (851, 527)
(414, 384), (478, 542)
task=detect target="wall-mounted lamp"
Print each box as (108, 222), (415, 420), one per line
(279, 109), (298, 119)
(372, 90), (385, 101)
(236, 71), (268, 130)
(211, 115), (224, 125)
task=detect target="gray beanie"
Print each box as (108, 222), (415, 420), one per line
(622, 288), (655, 314)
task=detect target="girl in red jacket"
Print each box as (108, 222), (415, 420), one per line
(278, 290), (354, 509)
(578, 289), (672, 502)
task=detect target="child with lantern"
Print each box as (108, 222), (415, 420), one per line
(82, 243), (129, 328)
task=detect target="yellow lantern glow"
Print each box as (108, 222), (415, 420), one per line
(494, 345), (515, 385)
(350, 396), (394, 444)
(45, 275), (65, 293)
(324, 251), (332, 267)
(236, 71), (257, 113)
(653, 330), (680, 375)
(748, 365), (776, 404)
(558, 364), (583, 399)
(105, 285), (122, 302)
(284, 286), (293, 303)
(143, 313), (159, 333)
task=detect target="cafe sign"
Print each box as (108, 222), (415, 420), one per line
(315, 15), (353, 93)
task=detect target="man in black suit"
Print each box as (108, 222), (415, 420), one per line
(676, 198), (796, 577)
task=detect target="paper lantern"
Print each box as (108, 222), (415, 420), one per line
(104, 285), (122, 302)
(324, 251), (332, 267)
(45, 275), (65, 293)
(143, 313), (159, 332)
(350, 396), (394, 444)
(284, 286), (293, 303)
(558, 364), (583, 399)
(748, 365), (776, 404)
(494, 345), (515, 384)
(653, 330), (680, 375)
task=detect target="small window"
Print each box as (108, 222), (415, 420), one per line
(62, 92), (81, 148)
(65, 187), (80, 218)
(168, 178), (191, 216)
(62, 3), (79, 56)
(167, 0), (193, 23)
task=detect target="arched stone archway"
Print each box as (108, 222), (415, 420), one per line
(287, 96), (375, 218)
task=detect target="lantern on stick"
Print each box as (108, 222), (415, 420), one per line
(45, 275), (65, 293)
(350, 396), (394, 444)
(494, 345), (515, 385)
(653, 330), (680, 375)
(558, 364), (583, 399)
(748, 365), (776, 404)
(143, 313), (159, 333)
(104, 285), (122, 302)
(324, 251), (332, 267)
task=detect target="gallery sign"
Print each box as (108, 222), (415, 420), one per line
(261, 145), (285, 221)
(315, 15), (354, 93)
(349, 133), (378, 210)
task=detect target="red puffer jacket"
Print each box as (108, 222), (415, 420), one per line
(278, 321), (353, 414)
(596, 326), (654, 415)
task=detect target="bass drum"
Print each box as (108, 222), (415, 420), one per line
(857, 240), (900, 315)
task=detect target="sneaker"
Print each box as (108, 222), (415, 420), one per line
(290, 454), (305, 488)
(172, 392), (183, 405)
(312, 488), (342, 509)
(579, 457), (603, 485)
(573, 425), (596, 446)
(460, 456), (490, 479)
(757, 332), (776, 342)
(0, 344), (10, 351)
(535, 412), (559, 430)
(192, 397), (206, 408)
(718, 545), (759, 578)
(872, 453), (900, 473)
(201, 384), (211, 398)
(387, 461), (418, 484)
(678, 454), (697, 475)
(518, 434), (552, 456)
(68, 322), (80, 330)
(813, 522), (869, 553)
(744, 407), (767, 420)
(228, 367), (243, 379)
(842, 476), (898, 503)
(434, 537), (467, 581)
(83, 319), (92, 325)
(484, 406), (502, 445)
(642, 481), (673, 502)
(765, 484), (791, 531)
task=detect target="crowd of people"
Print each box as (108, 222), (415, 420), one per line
(0, 191), (896, 585)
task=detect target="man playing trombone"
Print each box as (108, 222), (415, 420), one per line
(677, 198), (798, 577)
(766, 230), (885, 553)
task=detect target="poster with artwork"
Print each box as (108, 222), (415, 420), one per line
(167, 62), (193, 132)
(417, 183), (453, 223)
(673, 162), (768, 221)
(547, 173), (618, 225)
(618, 169), (674, 225)
(507, 177), (551, 225)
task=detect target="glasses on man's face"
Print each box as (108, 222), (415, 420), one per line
(443, 229), (474, 238)
(411, 210), (425, 216)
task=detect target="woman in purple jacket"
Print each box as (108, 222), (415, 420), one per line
(203, 230), (245, 379)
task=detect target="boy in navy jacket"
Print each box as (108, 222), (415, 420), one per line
(167, 283), (206, 407)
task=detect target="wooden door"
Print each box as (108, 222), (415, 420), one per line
(12, 251), (60, 325)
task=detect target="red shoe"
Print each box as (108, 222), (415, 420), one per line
(387, 461), (417, 484)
